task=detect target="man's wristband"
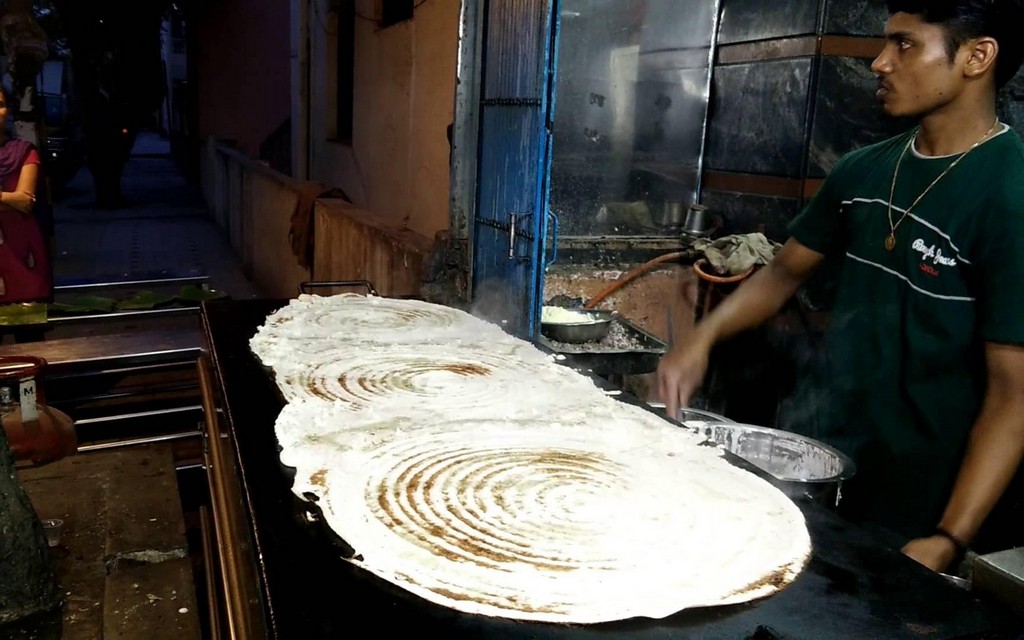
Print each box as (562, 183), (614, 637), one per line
(934, 526), (969, 558)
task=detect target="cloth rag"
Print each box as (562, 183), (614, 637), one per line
(288, 185), (347, 269)
(691, 233), (781, 275)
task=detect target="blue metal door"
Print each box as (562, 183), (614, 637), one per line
(471, 0), (558, 338)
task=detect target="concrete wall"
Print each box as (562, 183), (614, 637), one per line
(301, 0), (459, 240)
(313, 199), (434, 297)
(200, 139), (322, 298)
(194, 0), (291, 157)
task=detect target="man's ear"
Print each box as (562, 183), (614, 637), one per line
(964, 36), (998, 80)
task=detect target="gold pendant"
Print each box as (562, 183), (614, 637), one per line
(884, 233), (896, 251)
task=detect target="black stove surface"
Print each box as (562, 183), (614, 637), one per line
(200, 299), (1023, 639)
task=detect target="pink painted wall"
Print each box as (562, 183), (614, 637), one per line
(309, 0), (461, 240)
(194, 0), (291, 157)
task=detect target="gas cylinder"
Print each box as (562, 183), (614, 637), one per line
(0, 356), (76, 466)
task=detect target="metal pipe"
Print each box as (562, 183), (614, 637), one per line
(48, 360), (199, 381)
(48, 384), (199, 407)
(796, 0), (831, 204)
(199, 505), (223, 640)
(198, 357), (266, 639)
(73, 405), (203, 426)
(695, 0), (724, 202)
(46, 307), (199, 324)
(76, 430), (200, 453)
(508, 212), (518, 260)
(54, 275), (209, 291)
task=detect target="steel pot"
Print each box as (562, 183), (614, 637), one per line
(659, 201), (685, 230)
(540, 309), (614, 343)
(693, 422), (856, 508)
(680, 204), (722, 239)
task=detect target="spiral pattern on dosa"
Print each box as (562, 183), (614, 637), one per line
(250, 295), (523, 370)
(277, 297), (456, 333)
(309, 421), (811, 622)
(373, 444), (624, 572)
(274, 345), (592, 408)
(257, 294), (510, 343)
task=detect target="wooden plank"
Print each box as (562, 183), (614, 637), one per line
(717, 36), (817, 65)
(717, 35), (883, 66)
(820, 35), (884, 59)
(0, 328), (201, 374)
(702, 170), (804, 199)
(804, 178), (825, 199)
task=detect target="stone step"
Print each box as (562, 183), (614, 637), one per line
(103, 557), (200, 640)
(16, 444), (201, 639)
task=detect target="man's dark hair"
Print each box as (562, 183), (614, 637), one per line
(886, 0), (1024, 88)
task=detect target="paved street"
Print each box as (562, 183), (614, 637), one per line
(20, 130), (262, 341)
(52, 131), (258, 299)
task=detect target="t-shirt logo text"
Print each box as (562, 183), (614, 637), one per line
(912, 239), (957, 267)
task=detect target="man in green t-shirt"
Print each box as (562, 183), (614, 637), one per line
(658, 0), (1024, 573)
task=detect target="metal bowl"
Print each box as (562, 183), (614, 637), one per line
(540, 309), (614, 343)
(693, 423), (856, 508)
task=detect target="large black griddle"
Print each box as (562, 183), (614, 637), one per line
(200, 299), (1022, 639)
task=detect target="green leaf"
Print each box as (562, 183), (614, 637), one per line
(0, 303), (47, 325)
(115, 291), (176, 310)
(177, 285), (228, 303)
(48, 295), (117, 314)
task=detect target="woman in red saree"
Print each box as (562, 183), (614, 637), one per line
(0, 84), (50, 305)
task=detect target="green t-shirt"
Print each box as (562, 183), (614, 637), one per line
(788, 125), (1024, 539)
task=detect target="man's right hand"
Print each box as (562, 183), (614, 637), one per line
(655, 239), (824, 418)
(656, 337), (713, 418)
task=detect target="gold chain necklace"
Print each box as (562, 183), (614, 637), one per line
(884, 118), (1000, 251)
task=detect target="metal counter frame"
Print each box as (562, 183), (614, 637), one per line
(199, 355), (269, 638)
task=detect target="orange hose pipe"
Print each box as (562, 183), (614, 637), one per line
(583, 251), (685, 310)
(693, 258), (755, 283)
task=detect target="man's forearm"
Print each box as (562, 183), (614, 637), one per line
(938, 400), (1024, 546)
(689, 256), (807, 349)
(938, 344), (1024, 546)
(658, 239), (824, 414)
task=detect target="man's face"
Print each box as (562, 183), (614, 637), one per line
(871, 12), (971, 118)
